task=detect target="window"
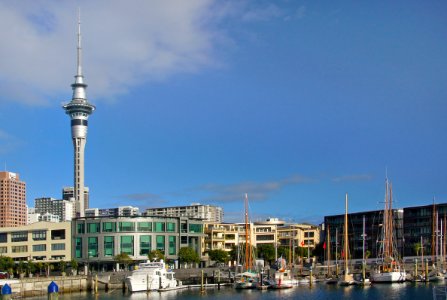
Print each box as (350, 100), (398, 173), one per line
(0, 233), (7, 243)
(12, 245), (27, 253)
(189, 224), (203, 233)
(51, 243), (65, 251)
(75, 238), (82, 258)
(119, 222), (135, 232)
(88, 237), (98, 257)
(104, 236), (114, 257)
(77, 223), (85, 234)
(168, 236), (176, 255)
(120, 236), (134, 256)
(33, 244), (46, 252)
(140, 236), (151, 255)
(11, 231), (28, 242)
(156, 235), (165, 252)
(181, 223), (187, 233)
(138, 222), (152, 232)
(154, 222), (165, 232)
(0, 247), (6, 254)
(51, 229), (65, 240)
(181, 236), (188, 244)
(87, 223), (100, 233)
(102, 222), (116, 232)
(32, 230), (47, 241)
(167, 222), (176, 232)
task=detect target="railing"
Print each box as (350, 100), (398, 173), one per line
(432, 286), (447, 300)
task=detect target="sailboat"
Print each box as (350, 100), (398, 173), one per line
(424, 203), (444, 282)
(234, 193), (259, 289)
(370, 178), (406, 283)
(338, 193), (356, 286)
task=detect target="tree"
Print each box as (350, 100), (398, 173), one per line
(148, 250), (165, 262)
(58, 260), (66, 274)
(0, 256), (14, 272)
(70, 259), (78, 275)
(208, 249), (229, 263)
(114, 253), (133, 271)
(178, 247), (200, 265)
(257, 244), (276, 265)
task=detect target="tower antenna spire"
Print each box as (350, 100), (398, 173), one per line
(77, 8), (82, 76)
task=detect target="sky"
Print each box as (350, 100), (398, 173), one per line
(0, 1), (446, 224)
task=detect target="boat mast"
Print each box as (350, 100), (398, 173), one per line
(327, 224), (331, 276)
(244, 193), (251, 271)
(344, 193), (349, 276)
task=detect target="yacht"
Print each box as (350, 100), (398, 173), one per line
(126, 260), (179, 292)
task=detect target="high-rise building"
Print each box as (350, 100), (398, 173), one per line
(0, 171), (27, 227)
(35, 197), (74, 222)
(62, 16), (95, 217)
(62, 186), (89, 217)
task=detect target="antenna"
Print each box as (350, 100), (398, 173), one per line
(77, 8), (82, 76)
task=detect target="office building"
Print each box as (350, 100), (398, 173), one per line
(35, 197), (74, 222)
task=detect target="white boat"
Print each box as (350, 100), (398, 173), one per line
(371, 178), (406, 283)
(234, 271), (259, 289)
(268, 258), (297, 289)
(126, 260), (179, 292)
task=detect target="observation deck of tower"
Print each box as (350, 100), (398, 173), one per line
(62, 14), (95, 218)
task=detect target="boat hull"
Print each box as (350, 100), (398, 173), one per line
(371, 271), (406, 283)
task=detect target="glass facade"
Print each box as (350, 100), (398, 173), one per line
(104, 236), (114, 257)
(119, 222), (135, 232)
(154, 222), (165, 232)
(168, 236), (176, 255)
(156, 235), (165, 252)
(139, 235), (151, 255)
(167, 222), (175, 232)
(88, 237), (98, 257)
(138, 222), (152, 232)
(75, 237), (82, 258)
(120, 236), (134, 255)
(103, 222), (116, 232)
(77, 223), (85, 234)
(87, 223), (100, 233)
(189, 224), (203, 233)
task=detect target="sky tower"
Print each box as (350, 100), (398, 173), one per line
(63, 14), (95, 217)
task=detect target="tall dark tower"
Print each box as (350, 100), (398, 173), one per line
(62, 13), (95, 217)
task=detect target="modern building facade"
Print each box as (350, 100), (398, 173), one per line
(324, 209), (404, 260)
(72, 216), (204, 271)
(35, 197), (74, 222)
(144, 203), (223, 222)
(0, 221), (71, 262)
(0, 171), (27, 227)
(62, 17), (95, 218)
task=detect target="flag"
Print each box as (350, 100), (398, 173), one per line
(323, 242), (326, 249)
(301, 240), (305, 246)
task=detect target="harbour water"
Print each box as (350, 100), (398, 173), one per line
(28, 282), (444, 300)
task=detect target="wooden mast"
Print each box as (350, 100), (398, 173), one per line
(327, 224), (331, 277)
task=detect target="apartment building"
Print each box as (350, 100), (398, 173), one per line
(0, 171), (26, 227)
(144, 203), (223, 222)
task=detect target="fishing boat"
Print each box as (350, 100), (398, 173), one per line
(370, 178), (406, 283)
(234, 194), (259, 289)
(126, 260), (178, 292)
(338, 193), (356, 286)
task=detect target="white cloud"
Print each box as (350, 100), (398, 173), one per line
(0, 0), (227, 105)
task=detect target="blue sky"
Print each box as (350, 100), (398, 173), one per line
(0, 1), (446, 223)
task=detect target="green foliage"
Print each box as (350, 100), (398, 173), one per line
(256, 244), (276, 264)
(277, 246), (290, 259)
(0, 256), (14, 271)
(58, 260), (66, 272)
(114, 252), (133, 268)
(178, 247), (200, 264)
(148, 250), (165, 262)
(208, 249), (229, 263)
(70, 259), (78, 271)
(27, 260), (36, 275)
